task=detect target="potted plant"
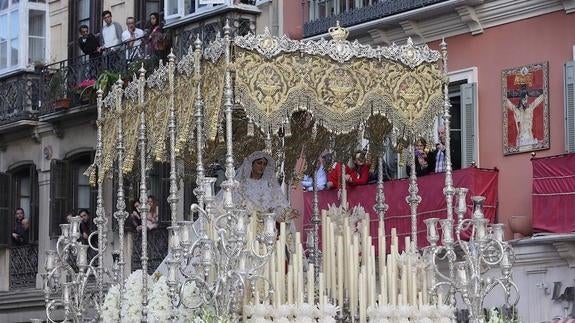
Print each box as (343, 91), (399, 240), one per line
(74, 79), (97, 104)
(48, 71), (71, 110)
(96, 70), (120, 97)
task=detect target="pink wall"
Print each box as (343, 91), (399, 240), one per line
(432, 11), (575, 238)
(283, 0), (306, 39)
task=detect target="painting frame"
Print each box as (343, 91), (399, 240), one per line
(502, 62), (549, 155)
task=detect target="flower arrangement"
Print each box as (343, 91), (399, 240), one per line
(101, 284), (121, 322)
(486, 306), (521, 323)
(75, 79), (97, 103)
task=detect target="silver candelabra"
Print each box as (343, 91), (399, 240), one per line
(425, 190), (519, 323)
(43, 216), (113, 322)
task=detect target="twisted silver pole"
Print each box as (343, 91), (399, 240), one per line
(440, 38), (456, 307)
(168, 51), (179, 227)
(222, 21), (236, 185)
(193, 36), (206, 210)
(112, 77), (129, 289)
(94, 87), (106, 308)
(374, 156), (388, 222)
(406, 143), (421, 251)
(137, 64), (150, 320)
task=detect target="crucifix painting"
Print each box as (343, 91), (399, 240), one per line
(502, 62), (549, 155)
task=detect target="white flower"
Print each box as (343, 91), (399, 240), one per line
(148, 276), (171, 322)
(120, 270), (152, 323)
(101, 284), (121, 323)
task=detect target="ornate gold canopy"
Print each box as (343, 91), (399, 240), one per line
(96, 23), (446, 182)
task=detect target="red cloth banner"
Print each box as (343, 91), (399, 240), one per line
(532, 153), (575, 233)
(302, 167), (498, 254)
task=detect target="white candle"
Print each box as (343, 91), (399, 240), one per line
(307, 264), (314, 304)
(319, 272), (325, 308)
(337, 235), (344, 308)
(401, 265), (408, 305)
(287, 265), (293, 304)
(359, 269), (366, 323)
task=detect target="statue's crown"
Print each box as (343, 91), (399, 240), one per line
(328, 21), (349, 41)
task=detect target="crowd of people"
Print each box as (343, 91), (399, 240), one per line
(301, 127), (451, 192)
(78, 10), (169, 62)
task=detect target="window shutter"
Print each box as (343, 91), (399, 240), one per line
(0, 172), (12, 247)
(50, 159), (71, 238)
(460, 82), (477, 167)
(29, 165), (39, 243)
(565, 61), (575, 153)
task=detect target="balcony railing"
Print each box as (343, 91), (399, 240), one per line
(9, 243), (39, 290)
(39, 37), (168, 115)
(0, 72), (41, 125)
(131, 228), (168, 275)
(304, 0), (449, 37)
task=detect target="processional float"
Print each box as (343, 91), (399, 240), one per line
(42, 21), (519, 322)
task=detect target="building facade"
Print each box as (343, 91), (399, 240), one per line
(0, 0), (286, 321)
(300, 0), (575, 321)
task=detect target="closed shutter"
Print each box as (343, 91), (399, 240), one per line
(461, 82), (477, 167)
(50, 159), (71, 238)
(565, 61), (575, 153)
(0, 173), (11, 247)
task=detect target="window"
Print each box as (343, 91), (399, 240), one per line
(28, 9), (45, 64)
(565, 61), (575, 153)
(135, 0), (163, 29)
(49, 153), (96, 237)
(445, 67), (478, 169)
(164, 0), (227, 20)
(68, 0), (102, 59)
(0, 6), (18, 70)
(0, 165), (39, 245)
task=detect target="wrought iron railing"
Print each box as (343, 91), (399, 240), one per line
(304, 0), (449, 37)
(39, 36), (168, 115)
(9, 243), (39, 290)
(131, 228), (168, 275)
(0, 72), (41, 125)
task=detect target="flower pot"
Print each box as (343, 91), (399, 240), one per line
(508, 215), (533, 239)
(53, 98), (71, 110)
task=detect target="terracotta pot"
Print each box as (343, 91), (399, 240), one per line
(508, 215), (533, 239)
(53, 97), (71, 110)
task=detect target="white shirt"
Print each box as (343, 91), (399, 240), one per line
(122, 28), (145, 59)
(102, 23), (121, 48)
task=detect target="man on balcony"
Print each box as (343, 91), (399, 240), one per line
(100, 10), (123, 51)
(122, 17), (144, 61)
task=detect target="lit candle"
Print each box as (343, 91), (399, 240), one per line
(456, 187), (469, 214)
(167, 259), (179, 283)
(264, 213), (276, 238)
(440, 219), (453, 245)
(76, 244), (88, 267)
(236, 210), (247, 237)
(168, 226), (181, 250)
(202, 177), (216, 199)
(424, 218), (439, 245)
(60, 223), (70, 239)
(492, 223), (505, 242)
(473, 218), (487, 241)
(45, 250), (57, 272)
(69, 216), (81, 240)
(456, 262), (468, 286)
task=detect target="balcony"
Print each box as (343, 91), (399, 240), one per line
(0, 72), (41, 132)
(304, 0), (449, 38)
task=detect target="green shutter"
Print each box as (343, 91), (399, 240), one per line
(565, 61), (575, 153)
(0, 173), (11, 247)
(460, 83), (477, 167)
(50, 159), (70, 238)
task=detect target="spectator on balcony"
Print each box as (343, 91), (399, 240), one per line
(122, 17), (144, 61)
(406, 137), (432, 177)
(301, 152), (330, 191)
(145, 12), (169, 60)
(146, 195), (159, 230)
(326, 150), (371, 189)
(79, 209), (91, 245)
(11, 208), (29, 245)
(131, 199), (143, 231)
(100, 10), (123, 51)
(78, 25), (101, 58)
